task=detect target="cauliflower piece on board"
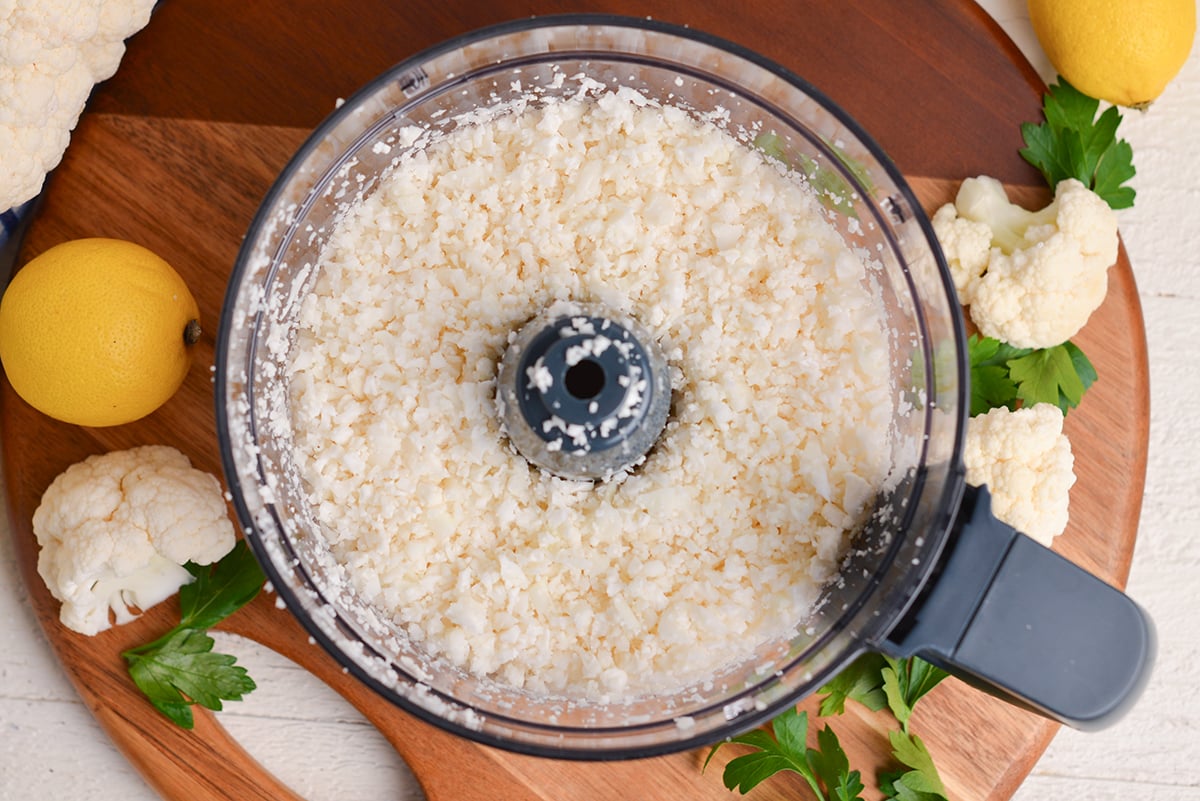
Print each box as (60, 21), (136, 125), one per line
(931, 203), (992, 297)
(931, 175), (1118, 349)
(0, 0), (157, 209)
(963, 403), (1075, 547)
(33, 445), (236, 635)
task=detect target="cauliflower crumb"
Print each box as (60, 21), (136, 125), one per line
(33, 445), (236, 635)
(963, 404), (1075, 546)
(932, 175), (1118, 349)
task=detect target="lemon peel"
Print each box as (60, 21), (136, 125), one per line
(1028, 0), (1196, 108)
(0, 238), (200, 427)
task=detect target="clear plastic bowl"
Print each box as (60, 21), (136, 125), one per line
(215, 14), (976, 758)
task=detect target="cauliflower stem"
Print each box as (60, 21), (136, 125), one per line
(954, 177), (1060, 255)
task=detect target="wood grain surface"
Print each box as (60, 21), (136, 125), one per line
(1, 2), (1148, 801)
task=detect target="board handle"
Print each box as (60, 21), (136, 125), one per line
(105, 705), (309, 801)
(219, 595), (542, 801)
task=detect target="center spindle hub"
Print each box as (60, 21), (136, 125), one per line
(496, 303), (671, 481)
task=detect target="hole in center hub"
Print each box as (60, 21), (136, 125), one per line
(564, 359), (606, 400)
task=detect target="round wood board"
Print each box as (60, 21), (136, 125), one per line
(2, 2), (1148, 800)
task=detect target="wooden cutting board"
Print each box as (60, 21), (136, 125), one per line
(2, 2), (1149, 800)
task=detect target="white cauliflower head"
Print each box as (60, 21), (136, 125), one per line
(0, 0), (157, 209)
(963, 403), (1075, 547)
(33, 445), (236, 635)
(931, 175), (1118, 349)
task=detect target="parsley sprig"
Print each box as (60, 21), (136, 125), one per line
(968, 333), (1097, 417)
(881, 657), (949, 735)
(1019, 78), (1136, 210)
(880, 731), (949, 801)
(818, 653), (889, 716)
(707, 655), (949, 801)
(121, 540), (266, 729)
(705, 708), (866, 801)
(817, 654), (948, 735)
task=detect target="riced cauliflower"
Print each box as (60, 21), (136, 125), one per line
(963, 403), (1075, 546)
(33, 445), (236, 635)
(1, 0), (157, 210)
(932, 175), (1118, 349)
(287, 87), (894, 697)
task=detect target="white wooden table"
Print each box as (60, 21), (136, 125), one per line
(2, 3), (1197, 799)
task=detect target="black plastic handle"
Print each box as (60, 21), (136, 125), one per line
(878, 484), (1154, 730)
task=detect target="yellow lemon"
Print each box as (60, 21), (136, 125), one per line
(0, 238), (201, 427)
(1028, 0), (1196, 107)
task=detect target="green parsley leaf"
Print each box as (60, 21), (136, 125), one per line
(969, 363), (1019, 416)
(124, 628), (256, 730)
(1007, 341), (1098, 411)
(967, 334), (1097, 416)
(753, 131), (790, 166)
(809, 725), (866, 801)
(797, 153), (859, 217)
(1064, 340), (1099, 400)
(967, 334), (1028, 415)
(753, 131), (872, 217)
(879, 731), (948, 801)
(706, 708), (822, 797)
(706, 709), (866, 801)
(122, 540), (266, 728)
(1091, 137), (1136, 210)
(817, 653), (889, 716)
(881, 657), (949, 733)
(179, 540), (266, 630)
(1019, 78), (1136, 209)
(1008, 345), (1081, 408)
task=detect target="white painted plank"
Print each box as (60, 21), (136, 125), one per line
(210, 633), (425, 801)
(1018, 775), (1200, 801)
(0, 698), (156, 800)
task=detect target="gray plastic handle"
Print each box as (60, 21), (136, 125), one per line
(880, 484), (1154, 730)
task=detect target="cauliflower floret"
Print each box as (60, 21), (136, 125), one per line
(931, 203), (992, 296)
(0, 0), (157, 209)
(963, 403), (1075, 547)
(33, 445), (236, 635)
(931, 175), (1118, 349)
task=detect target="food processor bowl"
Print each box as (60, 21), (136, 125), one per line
(216, 15), (1152, 759)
